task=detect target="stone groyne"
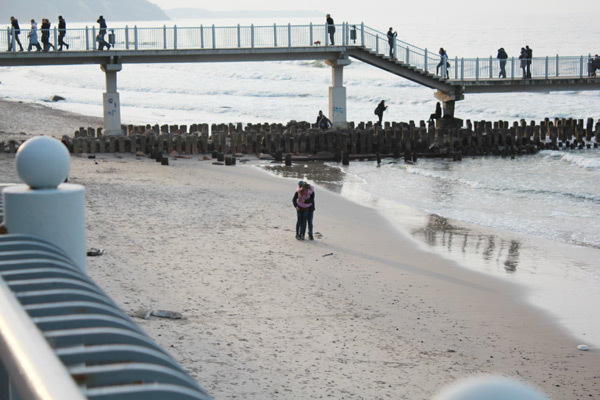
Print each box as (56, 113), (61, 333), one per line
(1, 118), (599, 163)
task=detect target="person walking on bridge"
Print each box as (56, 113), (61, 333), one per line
(387, 27), (397, 58)
(41, 18), (55, 51)
(58, 16), (69, 51)
(326, 14), (335, 45)
(519, 47), (527, 79)
(525, 45), (532, 78)
(436, 47), (449, 79)
(27, 19), (42, 52)
(8, 17), (24, 52)
(497, 47), (508, 78)
(96, 15), (111, 50)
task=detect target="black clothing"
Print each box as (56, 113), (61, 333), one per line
(428, 103), (442, 123)
(41, 21), (54, 51)
(497, 48), (508, 78)
(387, 29), (397, 58)
(97, 16), (110, 50)
(525, 46), (532, 78)
(8, 19), (24, 51)
(58, 18), (69, 50)
(327, 16), (335, 45)
(316, 114), (332, 130)
(374, 101), (387, 125)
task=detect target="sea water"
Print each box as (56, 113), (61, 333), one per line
(1, 14), (600, 346)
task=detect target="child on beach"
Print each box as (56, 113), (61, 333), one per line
(293, 181), (315, 240)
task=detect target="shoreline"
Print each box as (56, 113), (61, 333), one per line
(1, 99), (599, 398)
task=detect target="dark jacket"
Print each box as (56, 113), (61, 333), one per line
(98, 17), (107, 35)
(497, 48), (508, 60)
(11, 19), (20, 34)
(58, 19), (66, 34)
(293, 191), (315, 212)
(327, 17), (335, 33)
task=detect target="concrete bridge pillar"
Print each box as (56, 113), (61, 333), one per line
(101, 63), (123, 136)
(326, 57), (351, 129)
(434, 89), (463, 119)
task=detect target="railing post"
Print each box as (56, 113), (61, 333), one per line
(134, 25), (138, 50)
(10, 27), (15, 52)
(406, 47), (410, 64)
(455, 56), (458, 79)
(200, 24), (204, 49)
(489, 56), (493, 79)
(310, 23), (313, 46)
(361, 22), (365, 46)
(580, 56), (583, 78)
(92, 26), (96, 50)
(461, 58), (464, 80)
(476, 57), (480, 81)
(163, 25), (167, 49)
(424, 48), (428, 72)
(125, 26), (129, 50)
(237, 24), (241, 48)
(545, 56), (548, 78)
(273, 23), (277, 47)
(251, 24), (254, 48)
(556, 54), (559, 77)
(288, 23), (291, 48)
(212, 25), (216, 49)
(511, 56), (515, 80)
(53, 26), (58, 50)
(174, 25), (177, 49)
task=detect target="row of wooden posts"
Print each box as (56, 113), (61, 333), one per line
(1, 118), (599, 162)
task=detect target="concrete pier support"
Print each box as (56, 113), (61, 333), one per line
(434, 89), (463, 118)
(326, 57), (351, 129)
(101, 63), (123, 136)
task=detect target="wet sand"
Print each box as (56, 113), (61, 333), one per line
(1, 100), (599, 399)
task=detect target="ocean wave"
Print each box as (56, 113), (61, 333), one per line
(541, 150), (600, 170)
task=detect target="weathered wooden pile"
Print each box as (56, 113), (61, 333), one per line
(2, 118), (599, 163)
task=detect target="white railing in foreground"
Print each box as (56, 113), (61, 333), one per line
(3, 23), (599, 81)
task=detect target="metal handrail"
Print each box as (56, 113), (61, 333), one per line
(3, 23), (599, 82)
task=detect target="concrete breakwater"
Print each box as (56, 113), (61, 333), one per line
(1, 118), (599, 162)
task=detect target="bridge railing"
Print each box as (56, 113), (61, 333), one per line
(3, 24), (597, 80)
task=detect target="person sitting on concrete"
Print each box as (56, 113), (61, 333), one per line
(428, 102), (442, 124)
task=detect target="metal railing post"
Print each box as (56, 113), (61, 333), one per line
(361, 22), (365, 46)
(580, 56), (583, 78)
(489, 56), (493, 79)
(556, 55), (559, 77)
(212, 25), (216, 49)
(251, 24), (254, 48)
(476, 57), (480, 81)
(174, 25), (177, 49)
(288, 23), (291, 48)
(92, 26), (96, 50)
(424, 48), (428, 72)
(455, 56), (458, 79)
(310, 23), (313, 46)
(200, 24), (204, 49)
(134, 25), (138, 50)
(125, 26), (129, 50)
(53, 26), (58, 50)
(273, 23), (277, 47)
(511, 56), (515, 80)
(10, 27), (15, 52)
(237, 24), (241, 48)
(406, 47), (410, 64)
(163, 25), (167, 49)
(545, 56), (548, 78)
(461, 58), (464, 80)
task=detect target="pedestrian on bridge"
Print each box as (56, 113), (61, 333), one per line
(41, 18), (55, 51)
(436, 47), (449, 79)
(525, 45), (532, 78)
(96, 15), (111, 50)
(58, 16), (69, 51)
(497, 47), (508, 78)
(326, 14), (335, 45)
(519, 47), (527, 78)
(27, 19), (41, 52)
(374, 100), (387, 126)
(8, 17), (24, 52)
(387, 28), (397, 58)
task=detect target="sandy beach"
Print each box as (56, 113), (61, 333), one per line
(1, 100), (599, 399)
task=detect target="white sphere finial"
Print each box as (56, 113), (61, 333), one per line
(15, 136), (70, 189)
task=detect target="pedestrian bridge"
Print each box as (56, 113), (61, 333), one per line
(2, 22), (599, 133)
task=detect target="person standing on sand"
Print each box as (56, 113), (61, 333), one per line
(326, 14), (335, 45)
(293, 182), (315, 240)
(8, 17), (24, 52)
(27, 19), (42, 52)
(58, 16), (69, 51)
(374, 100), (387, 126)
